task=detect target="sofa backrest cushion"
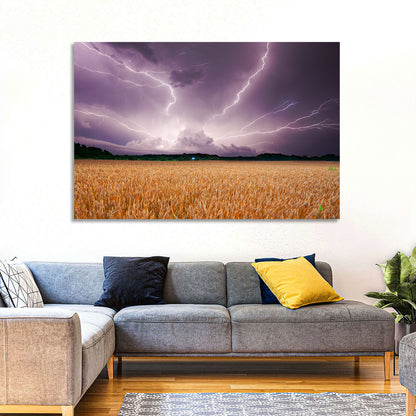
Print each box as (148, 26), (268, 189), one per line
(164, 262), (226, 305)
(26, 262), (105, 304)
(226, 261), (333, 307)
(26, 261), (227, 306)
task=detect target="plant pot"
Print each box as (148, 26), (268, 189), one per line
(395, 322), (416, 353)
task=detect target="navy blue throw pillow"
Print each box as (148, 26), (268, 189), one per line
(254, 254), (316, 304)
(95, 256), (169, 311)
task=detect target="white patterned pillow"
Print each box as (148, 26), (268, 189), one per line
(0, 258), (44, 308)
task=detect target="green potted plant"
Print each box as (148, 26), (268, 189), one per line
(366, 246), (416, 352)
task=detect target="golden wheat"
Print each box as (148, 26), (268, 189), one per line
(74, 160), (340, 219)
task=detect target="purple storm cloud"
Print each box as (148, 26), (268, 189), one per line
(74, 42), (339, 157)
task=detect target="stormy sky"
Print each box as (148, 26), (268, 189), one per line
(74, 42), (339, 157)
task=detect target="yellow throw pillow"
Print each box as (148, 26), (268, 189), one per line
(252, 257), (343, 309)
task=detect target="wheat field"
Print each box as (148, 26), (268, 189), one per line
(74, 160), (339, 219)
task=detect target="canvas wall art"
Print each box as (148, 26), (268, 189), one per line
(74, 42), (339, 219)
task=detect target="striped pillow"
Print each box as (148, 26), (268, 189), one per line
(0, 258), (44, 308)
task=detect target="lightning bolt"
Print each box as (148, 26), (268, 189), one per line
(220, 99), (339, 140)
(223, 120), (339, 141)
(285, 98), (338, 127)
(74, 64), (165, 89)
(79, 42), (176, 113)
(147, 70), (170, 75)
(74, 109), (156, 138)
(212, 42), (270, 119)
(240, 101), (297, 132)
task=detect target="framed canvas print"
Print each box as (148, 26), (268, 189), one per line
(74, 42), (339, 219)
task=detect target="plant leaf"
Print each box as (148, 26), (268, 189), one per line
(410, 246), (416, 266)
(383, 253), (401, 291)
(402, 298), (416, 310)
(409, 247), (416, 280)
(374, 299), (390, 308)
(365, 290), (415, 319)
(397, 282), (416, 302)
(394, 302), (413, 317)
(377, 263), (387, 274)
(400, 252), (413, 283)
(395, 314), (405, 324)
(365, 291), (401, 302)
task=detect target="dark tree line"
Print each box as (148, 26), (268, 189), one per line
(74, 143), (339, 162)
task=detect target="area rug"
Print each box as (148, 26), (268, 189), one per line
(118, 392), (405, 415)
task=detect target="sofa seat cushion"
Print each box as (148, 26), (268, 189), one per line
(229, 300), (394, 353)
(114, 304), (231, 354)
(45, 304), (115, 394)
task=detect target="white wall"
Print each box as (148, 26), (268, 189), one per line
(0, 0), (415, 303)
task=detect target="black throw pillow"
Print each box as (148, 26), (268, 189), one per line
(94, 256), (169, 311)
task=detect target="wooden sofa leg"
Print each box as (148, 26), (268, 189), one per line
(107, 355), (114, 380)
(354, 356), (360, 363)
(384, 351), (392, 381)
(62, 405), (74, 416)
(118, 356), (123, 367)
(407, 389), (416, 416)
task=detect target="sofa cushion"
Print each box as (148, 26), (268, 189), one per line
(0, 258), (44, 308)
(255, 254), (316, 304)
(26, 262), (105, 305)
(251, 258), (343, 309)
(95, 256), (170, 311)
(114, 304), (231, 354)
(226, 261), (333, 307)
(229, 300), (394, 353)
(80, 316), (115, 394)
(45, 304), (115, 394)
(45, 304), (115, 362)
(164, 262), (227, 306)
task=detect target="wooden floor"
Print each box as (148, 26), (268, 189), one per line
(9, 356), (406, 416)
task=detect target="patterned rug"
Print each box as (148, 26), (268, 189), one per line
(118, 392), (405, 415)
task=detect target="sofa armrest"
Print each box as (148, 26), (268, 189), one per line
(0, 308), (82, 406)
(399, 333), (416, 395)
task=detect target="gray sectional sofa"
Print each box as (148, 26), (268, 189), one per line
(0, 260), (395, 416)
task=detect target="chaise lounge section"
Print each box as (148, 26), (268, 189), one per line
(0, 306), (114, 416)
(0, 259), (395, 415)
